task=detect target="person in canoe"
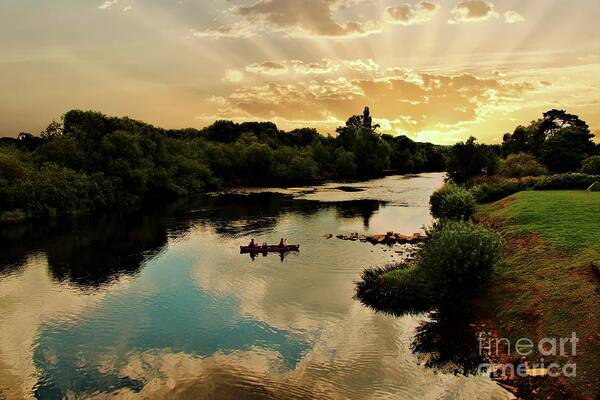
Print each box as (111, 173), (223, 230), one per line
(248, 238), (257, 248)
(278, 238), (287, 247)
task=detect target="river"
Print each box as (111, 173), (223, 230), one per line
(0, 173), (510, 399)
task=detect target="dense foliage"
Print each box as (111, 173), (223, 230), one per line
(501, 109), (597, 173)
(429, 184), (476, 221)
(533, 173), (600, 191)
(471, 178), (529, 203)
(445, 137), (499, 183)
(581, 155), (600, 175)
(417, 221), (502, 314)
(442, 109), (597, 186)
(355, 221), (502, 317)
(497, 152), (546, 177)
(0, 108), (447, 222)
(471, 173), (600, 203)
(354, 263), (432, 316)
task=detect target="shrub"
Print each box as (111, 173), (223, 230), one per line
(417, 221), (502, 313)
(470, 173), (600, 203)
(430, 184), (476, 221)
(533, 173), (600, 190)
(581, 155), (600, 175)
(355, 222), (502, 317)
(471, 179), (529, 203)
(498, 153), (546, 177)
(354, 263), (432, 316)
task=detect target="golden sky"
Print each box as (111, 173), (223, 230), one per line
(1, 0), (599, 144)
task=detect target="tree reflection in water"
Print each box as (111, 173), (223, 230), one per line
(355, 267), (486, 376)
(0, 192), (383, 288)
(411, 313), (486, 376)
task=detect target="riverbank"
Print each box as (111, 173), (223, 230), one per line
(475, 191), (600, 399)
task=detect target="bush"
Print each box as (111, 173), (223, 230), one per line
(355, 222), (502, 317)
(533, 173), (600, 190)
(581, 155), (600, 175)
(471, 179), (529, 203)
(430, 184), (476, 221)
(354, 264), (432, 316)
(470, 173), (600, 203)
(417, 221), (502, 313)
(498, 153), (546, 177)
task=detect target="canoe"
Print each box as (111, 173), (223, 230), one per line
(240, 244), (300, 254)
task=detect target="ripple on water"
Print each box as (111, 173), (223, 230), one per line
(0, 174), (510, 399)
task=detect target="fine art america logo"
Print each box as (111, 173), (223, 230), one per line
(476, 332), (579, 377)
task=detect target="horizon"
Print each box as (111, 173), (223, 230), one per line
(1, 0), (600, 145)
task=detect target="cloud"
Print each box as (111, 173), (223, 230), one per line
(246, 61), (289, 75)
(291, 60), (340, 74)
(0, 256), (132, 398)
(387, 1), (440, 25)
(99, 319), (510, 399)
(241, 59), (378, 78)
(193, 0), (381, 38)
(89, 224), (510, 400)
(192, 23), (255, 39)
(504, 10), (525, 24)
(209, 64), (533, 139)
(224, 69), (244, 83)
(98, 0), (118, 10)
(448, 0), (498, 24)
(343, 58), (379, 72)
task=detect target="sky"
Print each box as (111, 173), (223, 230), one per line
(1, 0), (599, 144)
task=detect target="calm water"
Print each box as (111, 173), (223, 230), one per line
(0, 173), (510, 399)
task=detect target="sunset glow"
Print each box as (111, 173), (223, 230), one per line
(1, 0), (599, 143)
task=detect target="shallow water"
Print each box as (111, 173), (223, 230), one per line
(0, 173), (510, 399)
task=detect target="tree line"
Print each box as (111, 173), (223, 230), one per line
(0, 107), (447, 222)
(445, 109), (599, 183)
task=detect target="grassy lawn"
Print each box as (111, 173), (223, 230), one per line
(477, 191), (600, 399)
(480, 191), (600, 254)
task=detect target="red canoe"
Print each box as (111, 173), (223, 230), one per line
(240, 244), (300, 254)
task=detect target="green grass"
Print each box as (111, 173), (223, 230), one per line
(477, 190), (600, 398)
(479, 191), (600, 254)
(381, 267), (411, 286)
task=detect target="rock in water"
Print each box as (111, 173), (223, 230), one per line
(324, 234), (333, 239)
(587, 181), (600, 192)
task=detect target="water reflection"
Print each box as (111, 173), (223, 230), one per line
(0, 194), (385, 287)
(0, 173), (510, 399)
(0, 215), (171, 288)
(411, 314), (487, 376)
(334, 200), (383, 229)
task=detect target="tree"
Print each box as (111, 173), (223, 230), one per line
(446, 137), (498, 183)
(540, 127), (595, 173)
(41, 120), (63, 140)
(539, 109), (590, 137)
(581, 155), (600, 175)
(501, 110), (595, 173)
(0, 149), (27, 180)
(353, 129), (390, 175)
(334, 107), (389, 176)
(16, 132), (44, 150)
(501, 123), (545, 157)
